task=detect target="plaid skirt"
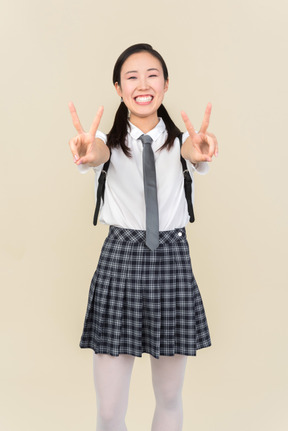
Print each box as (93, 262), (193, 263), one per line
(79, 226), (211, 358)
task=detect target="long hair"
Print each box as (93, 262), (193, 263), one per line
(107, 43), (181, 157)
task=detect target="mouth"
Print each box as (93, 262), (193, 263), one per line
(134, 95), (153, 104)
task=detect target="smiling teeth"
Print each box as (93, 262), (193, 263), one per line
(135, 96), (153, 102)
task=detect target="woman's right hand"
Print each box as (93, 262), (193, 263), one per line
(68, 102), (105, 166)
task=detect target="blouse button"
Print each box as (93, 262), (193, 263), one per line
(178, 232), (182, 237)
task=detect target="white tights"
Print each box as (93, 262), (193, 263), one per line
(93, 353), (187, 431)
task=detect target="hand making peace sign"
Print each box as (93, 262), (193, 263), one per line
(68, 102), (109, 167)
(181, 103), (218, 164)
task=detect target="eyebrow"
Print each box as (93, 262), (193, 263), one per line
(125, 68), (160, 75)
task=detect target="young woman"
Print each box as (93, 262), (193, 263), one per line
(68, 43), (218, 431)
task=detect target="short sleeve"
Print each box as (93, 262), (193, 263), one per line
(95, 130), (107, 144)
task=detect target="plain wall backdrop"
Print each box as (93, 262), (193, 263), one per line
(1, 0), (287, 430)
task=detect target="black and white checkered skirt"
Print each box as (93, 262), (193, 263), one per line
(79, 226), (211, 358)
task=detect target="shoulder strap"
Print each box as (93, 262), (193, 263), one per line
(93, 158), (110, 226)
(178, 133), (195, 223)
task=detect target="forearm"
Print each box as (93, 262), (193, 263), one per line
(180, 137), (198, 164)
(87, 138), (110, 167)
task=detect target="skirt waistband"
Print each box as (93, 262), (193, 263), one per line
(108, 226), (186, 245)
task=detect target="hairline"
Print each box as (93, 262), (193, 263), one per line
(114, 47), (169, 86)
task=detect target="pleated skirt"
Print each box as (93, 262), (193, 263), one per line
(79, 226), (211, 358)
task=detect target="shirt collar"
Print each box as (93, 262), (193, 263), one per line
(128, 118), (166, 142)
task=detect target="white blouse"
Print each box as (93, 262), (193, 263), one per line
(79, 118), (208, 231)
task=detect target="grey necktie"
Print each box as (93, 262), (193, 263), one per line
(139, 134), (159, 251)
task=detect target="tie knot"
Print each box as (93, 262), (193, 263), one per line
(139, 134), (153, 145)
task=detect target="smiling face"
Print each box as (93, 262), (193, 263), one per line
(115, 51), (169, 130)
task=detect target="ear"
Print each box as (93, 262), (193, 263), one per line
(164, 78), (169, 93)
(115, 82), (122, 97)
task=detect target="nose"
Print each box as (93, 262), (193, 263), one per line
(138, 76), (149, 90)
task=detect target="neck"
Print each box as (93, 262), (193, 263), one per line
(129, 113), (159, 134)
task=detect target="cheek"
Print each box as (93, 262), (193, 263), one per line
(157, 85), (167, 98)
(155, 80), (168, 95)
(121, 83), (134, 98)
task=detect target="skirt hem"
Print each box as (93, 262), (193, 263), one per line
(79, 342), (212, 359)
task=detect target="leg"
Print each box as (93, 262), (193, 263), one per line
(93, 353), (135, 431)
(150, 355), (188, 431)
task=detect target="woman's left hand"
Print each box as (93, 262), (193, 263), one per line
(181, 103), (218, 164)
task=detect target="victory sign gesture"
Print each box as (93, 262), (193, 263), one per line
(181, 103), (218, 164)
(68, 102), (109, 167)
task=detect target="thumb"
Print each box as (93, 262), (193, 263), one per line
(75, 154), (91, 165)
(193, 153), (212, 163)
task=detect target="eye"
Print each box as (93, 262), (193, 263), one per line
(128, 76), (137, 80)
(149, 74), (158, 78)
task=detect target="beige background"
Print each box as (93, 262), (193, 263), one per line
(1, 0), (287, 430)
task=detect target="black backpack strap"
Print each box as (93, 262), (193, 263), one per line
(178, 133), (195, 223)
(93, 158), (110, 226)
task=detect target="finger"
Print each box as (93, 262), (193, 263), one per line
(214, 136), (219, 157)
(196, 133), (214, 159)
(69, 136), (80, 162)
(199, 102), (212, 134)
(207, 135), (216, 159)
(75, 153), (94, 166)
(89, 106), (104, 137)
(206, 132), (219, 157)
(68, 101), (84, 134)
(181, 111), (197, 138)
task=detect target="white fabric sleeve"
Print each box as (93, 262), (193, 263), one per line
(77, 130), (107, 174)
(182, 131), (209, 175)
